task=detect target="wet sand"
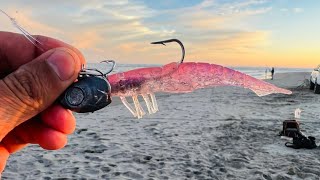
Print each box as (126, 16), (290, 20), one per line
(3, 72), (320, 179)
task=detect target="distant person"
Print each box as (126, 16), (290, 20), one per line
(265, 68), (268, 79)
(271, 67), (275, 80)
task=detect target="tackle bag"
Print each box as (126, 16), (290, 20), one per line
(279, 120), (300, 138)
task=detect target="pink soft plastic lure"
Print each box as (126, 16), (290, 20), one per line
(1, 10), (291, 119)
(108, 39), (292, 118)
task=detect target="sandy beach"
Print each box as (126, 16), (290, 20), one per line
(2, 71), (320, 179)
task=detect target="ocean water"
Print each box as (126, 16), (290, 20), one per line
(87, 63), (311, 79)
(233, 66), (311, 79)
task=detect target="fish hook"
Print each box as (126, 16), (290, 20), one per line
(80, 60), (116, 78)
(151, 39), (185, 64)
(101, 60), (116, 76)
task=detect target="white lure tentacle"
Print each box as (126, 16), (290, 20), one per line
(142, 94), (153, 114)
(132, 95), (145, 119)
(150, 93), (159, 113)
(119, 93), (160, 118)
(120, 96), (137, 117)
(119, 93), (159, 118)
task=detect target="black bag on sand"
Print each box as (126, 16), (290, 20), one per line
(279, 120), (300, 138)
(285, 132), (317, 149)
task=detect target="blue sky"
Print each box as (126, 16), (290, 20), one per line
(141, 0), (202, 9)
(1, 0), (319, 67)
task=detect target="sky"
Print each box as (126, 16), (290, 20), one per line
(1, 0), (320, 68)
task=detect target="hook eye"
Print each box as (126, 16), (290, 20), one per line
(100, 60), (116, 75)
(80, 68), (104, 76)
(78, 60), (116, 78)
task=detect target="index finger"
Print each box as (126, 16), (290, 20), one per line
(0, 31), (85, 75)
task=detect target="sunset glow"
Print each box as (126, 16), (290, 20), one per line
(1, 0), (320, 68)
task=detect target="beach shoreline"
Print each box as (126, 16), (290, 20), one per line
(3, 71), (320, 179)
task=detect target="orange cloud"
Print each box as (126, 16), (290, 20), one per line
(186, 31), (269, 58)
(1, 2), (316, 68)
(4, 9), (62, 36)
(70, 31), (103, 49)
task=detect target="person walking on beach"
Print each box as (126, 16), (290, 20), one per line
(265, 68), (268, 79)
(271, 67), (275, 80)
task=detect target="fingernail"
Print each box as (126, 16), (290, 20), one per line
(46, 50), (76, 81)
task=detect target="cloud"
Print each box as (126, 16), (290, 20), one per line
(11, 10), (62, 35)
(293, 8), (303, 13)
(280, 7), (303, 14)
(70, 31), (103, 50)
(186, 31), (270, 60)
(0, 0), (272, 65)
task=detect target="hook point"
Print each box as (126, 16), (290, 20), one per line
(150, 39), (185, 63)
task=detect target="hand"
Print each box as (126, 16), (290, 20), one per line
(0, 32), (85, 173)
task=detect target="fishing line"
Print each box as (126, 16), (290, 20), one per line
(0, 9), (45, 51)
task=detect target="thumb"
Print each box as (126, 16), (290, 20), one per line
(0, 47), (82, 140)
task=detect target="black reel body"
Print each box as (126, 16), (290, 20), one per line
(59, 76), (112, 113)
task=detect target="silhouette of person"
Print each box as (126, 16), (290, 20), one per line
(271, 67), (275, 80)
